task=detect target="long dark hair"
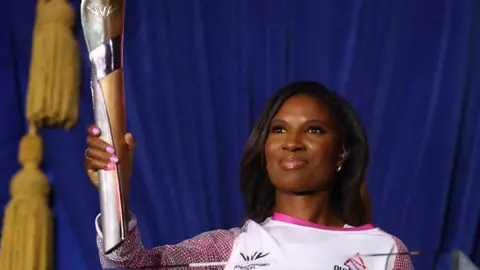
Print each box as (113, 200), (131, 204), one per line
(240, 81), (371, 226)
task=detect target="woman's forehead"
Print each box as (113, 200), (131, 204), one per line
(274, 95), (333, 121)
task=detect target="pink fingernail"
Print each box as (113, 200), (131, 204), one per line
(110, 156), (119, 163)
(92, 128), (100, 135)
(106, 146), (115, 154)
(106, 163), (115, 170)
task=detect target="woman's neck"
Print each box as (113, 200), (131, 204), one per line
(274, 191), (345, 227)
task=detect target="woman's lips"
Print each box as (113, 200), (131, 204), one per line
(280, 156), (307, 169)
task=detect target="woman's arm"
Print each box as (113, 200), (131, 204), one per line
(96, 214), (242, 269)
(83, 128), (243, 268)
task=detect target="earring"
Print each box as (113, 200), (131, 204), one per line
(336, 164), (342, 172)
(336, 147), (349, 172)
(340, 148), (349, 160)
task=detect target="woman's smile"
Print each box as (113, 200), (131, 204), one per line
(280, 155), (308, 169)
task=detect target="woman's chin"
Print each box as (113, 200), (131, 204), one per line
(273, 178), (331, 195)
(274, 182), (316, 195)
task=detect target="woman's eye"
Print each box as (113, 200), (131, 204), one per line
(271, 126), (286, 133)
(308, 126), (325, 134)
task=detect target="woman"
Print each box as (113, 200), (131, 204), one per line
(85, 81), (413, 269)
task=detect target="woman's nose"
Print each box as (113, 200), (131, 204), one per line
(281, 133), (306, 152)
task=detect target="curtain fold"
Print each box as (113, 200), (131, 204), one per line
(0, 0), (479, 269)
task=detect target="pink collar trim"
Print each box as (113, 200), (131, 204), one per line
(272, 212), (375, 231)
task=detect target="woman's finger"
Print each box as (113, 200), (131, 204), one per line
(86, 148), (118, 164)
(87, 135), (115, 154)
(85, 155), (115, 171)
(88, 125), (101, 136)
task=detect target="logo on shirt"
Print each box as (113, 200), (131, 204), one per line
(234, 252), (271, 269)
(334, 253), (367, 270)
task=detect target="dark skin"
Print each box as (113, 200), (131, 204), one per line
(84, 94), (346, 226)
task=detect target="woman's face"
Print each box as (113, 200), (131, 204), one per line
(265, 94), (341, 194)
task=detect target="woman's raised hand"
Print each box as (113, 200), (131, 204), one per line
(84, 125), (136, 189)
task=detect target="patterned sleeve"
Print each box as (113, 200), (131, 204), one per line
(95, 214), (241, 269)
(390, 236), (414, 270)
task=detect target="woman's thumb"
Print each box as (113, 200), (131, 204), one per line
(125, 133), (136, 151)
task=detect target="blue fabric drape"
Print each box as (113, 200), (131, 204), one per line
(0, 0), (479, 269)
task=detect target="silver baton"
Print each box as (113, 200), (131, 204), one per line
(80, 0), (129, 254)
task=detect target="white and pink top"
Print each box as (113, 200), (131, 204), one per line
(96, 212), (413, 269)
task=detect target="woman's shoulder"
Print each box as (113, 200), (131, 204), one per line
(191, 221), (252, 244)
(194, 226), (245, 242)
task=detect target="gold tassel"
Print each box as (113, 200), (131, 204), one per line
(0, 0), (80, 268)
(26, 0), (80, 129)
(0, 126), (52, 270)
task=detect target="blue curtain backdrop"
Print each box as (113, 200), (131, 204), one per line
(0, 0), (479, 269)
